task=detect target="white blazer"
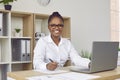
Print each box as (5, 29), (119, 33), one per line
(33, 35), (90, 70)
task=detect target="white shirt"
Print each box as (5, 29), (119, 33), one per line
(33, 35), (90, 70)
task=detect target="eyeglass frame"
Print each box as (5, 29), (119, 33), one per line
(49, 24), (64, 28)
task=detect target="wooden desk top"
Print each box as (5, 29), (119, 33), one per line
(7, 66), (120, 80)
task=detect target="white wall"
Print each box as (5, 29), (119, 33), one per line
(0, 0), (111, 53)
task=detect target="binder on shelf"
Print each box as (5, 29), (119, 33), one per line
(26, 40), (31, 61)
(12, 39), (21, 61)
(2, 13), (8, 36)
(12, 39), (26, 61)
(0, 13), (3, 36)
(0, 43), (1, 62)
(12, 39), (31, 61)
(20, 40), (26, 61)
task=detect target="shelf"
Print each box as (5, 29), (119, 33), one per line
(11, 11), (32, 17)
(11, 11), (34, 37)
(11, 37), (32, 39)
(11, 61), (32, 64)
(34, 14), (49, 36)
(0, 36), (9, 38)
(0, 62), (9, 65)
(11, 62), (32, 71)
(0, 39), (10, 62)
(62, 17), (71, 38)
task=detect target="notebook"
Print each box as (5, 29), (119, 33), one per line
(70, 41), (119, 73)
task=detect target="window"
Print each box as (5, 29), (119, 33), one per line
(111, 0), (119, 41)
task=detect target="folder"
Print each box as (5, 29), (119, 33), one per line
(0, 13), (3, 36)
(2, 13), (8, 36)
(0, 42), (1, 62)
(20, 40), (26, 61)
(12, 39), (21, 61)
(12, 39), (26, 61)
(12, 39), (31, 61)
(26, 40), (31, 61)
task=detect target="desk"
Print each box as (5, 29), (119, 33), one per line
(7, 66), (120, 80)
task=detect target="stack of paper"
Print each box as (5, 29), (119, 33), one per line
(34, 69), (68, 74)
(7, 77), (15, 80)
(26, 72), (100, 80)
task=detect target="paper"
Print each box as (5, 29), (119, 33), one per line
(7, 77), (15, 80)
(34, 69), (68, 74)
(117, 61), (120, 66)
(26, 72), (100, 80)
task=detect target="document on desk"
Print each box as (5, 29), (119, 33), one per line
(26, 72), (101, 80)
(115, 79), (120, 80)
(7, 77), (15, 80)
(34, 69), (68, 74)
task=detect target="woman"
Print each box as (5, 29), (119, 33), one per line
(33, 12), (90, 70)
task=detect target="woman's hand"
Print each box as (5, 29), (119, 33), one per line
(46, 62), (58, 70)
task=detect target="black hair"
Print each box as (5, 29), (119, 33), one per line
(48, 12), (64, 24)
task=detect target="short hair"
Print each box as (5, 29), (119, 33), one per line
(48, 12), (64, 24)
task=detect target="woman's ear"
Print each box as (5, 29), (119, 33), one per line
(48, 26), (50, 30)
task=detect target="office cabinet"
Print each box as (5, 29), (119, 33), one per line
(11, 11), (33, 71)
(0, 10), (10, 80)
(0, 9), (70, 80)
(0, 10), (33, 80)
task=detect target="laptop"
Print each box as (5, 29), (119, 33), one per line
(70, 41), (119, 73)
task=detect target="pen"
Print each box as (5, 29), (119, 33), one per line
(49, 59), (54, 62)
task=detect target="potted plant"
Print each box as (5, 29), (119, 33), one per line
(0, 0), (17, 10)
(80, 50), (91, 60)
(15, 28), (21, 37)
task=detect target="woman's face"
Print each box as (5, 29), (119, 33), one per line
(48, 17), (64, 38)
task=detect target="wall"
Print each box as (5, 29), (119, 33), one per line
(0, 0), (111, 53)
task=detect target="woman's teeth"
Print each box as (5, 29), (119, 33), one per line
(54, 31), (59, 33)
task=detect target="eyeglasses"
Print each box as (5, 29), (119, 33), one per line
(49, 24), (64, 28)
